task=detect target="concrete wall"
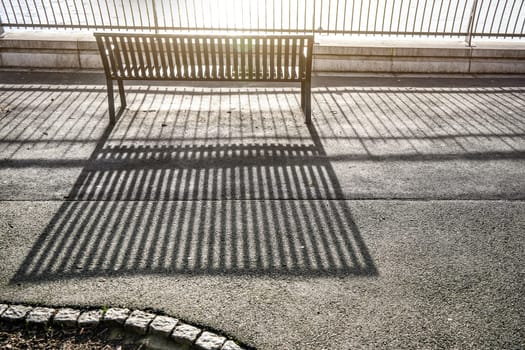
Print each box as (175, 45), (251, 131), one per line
(1, 32), (525, 73)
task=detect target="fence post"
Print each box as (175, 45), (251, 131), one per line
(0, 14), (5, 37)
(465, 0), (479, 47)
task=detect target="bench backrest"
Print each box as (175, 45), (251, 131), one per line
(94, 33), (314, 82)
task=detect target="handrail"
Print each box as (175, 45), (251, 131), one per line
(1, 0), (524, 44)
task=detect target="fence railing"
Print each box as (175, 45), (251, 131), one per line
(1, 0), (524, 42)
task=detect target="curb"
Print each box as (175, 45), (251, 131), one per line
(0, 303), (248, 350)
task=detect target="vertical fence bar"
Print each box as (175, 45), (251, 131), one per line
(380, 0), (387, 33)
(488, 0), (501, 36)
(496, 0), (510, 38)
(87, 0), (96, 29)
(374, 0), (380, 32)
(366, 0), (371, 33)
(451, 0), (462, 35)
(350, 0), (355, 33)
(241, 0), (244, 31)
(312, 0), (317, 33)
(152, 0), (159, 32)
(419, 0), (428, 34)
(296, 0), (299, 33)
(319, 0), (324, 31)
(112, 0), (120, 29)
(71, 0), (80, 29)
(404, 0), (412, 35)
(272, 0), (276, 32)
(126, 0), (136, 27)
(511, 0), (525, 35)
(47, 0), (59, 29)
(358, 0), (363, 34)
(435, 0), (445, 37)
(144, 0), (152, 29)
(175, 0), (182, 30)
(119, 0), (128, 28)
(1, 1), (11, 30)
(14, 0), (26, 29)
(389, 0), (395, 33)
(473, 0), (483, 32)
(22, 0), (34, 27)
(328, 0), (332, 33)
(335, 0), (340, 32)
(208, 0), (211, 28)
(343, 0), (348, 34)
(193, 0), (197, 31)
(412, 0), (421, 34)
(466, 0), (479, 46)
(303, 0), (308, 32)
(168, 0), (175, 30)
(63, 0), (74, 27)
(427, 0), (437, 34)
(458, 0), (471, 35)
(280, 0), (283, 32)
(56, 0), (68, 27)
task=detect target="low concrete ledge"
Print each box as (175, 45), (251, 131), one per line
(1, 32), (525, 73)
(314, 37), (525, 73)
(0, 32), (99, 69)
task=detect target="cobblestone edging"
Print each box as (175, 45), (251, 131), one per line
(0, 303), (247, 350)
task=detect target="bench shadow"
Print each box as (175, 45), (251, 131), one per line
(11, 90), (377, 283)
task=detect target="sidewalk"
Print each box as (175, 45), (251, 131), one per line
(0, 71), (524, 349)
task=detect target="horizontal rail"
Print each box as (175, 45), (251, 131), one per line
(1, 0), (524, 40)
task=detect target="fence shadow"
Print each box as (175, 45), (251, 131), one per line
(9, 80), (525, 283)
(312, 85), (525, 161)
(11, 88), (377, 283)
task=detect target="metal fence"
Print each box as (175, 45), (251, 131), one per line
(1, 0), (524, 42)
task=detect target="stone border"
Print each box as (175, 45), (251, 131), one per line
(0, 303), (247, 350)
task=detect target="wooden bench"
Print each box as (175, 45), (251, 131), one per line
(94, 33), (314, 125)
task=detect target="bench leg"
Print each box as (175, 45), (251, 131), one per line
(118, 79), (126, 109)
(303, 80), (312, 124)
(106, 78), (116, 125)
(301, 80), (306, 112)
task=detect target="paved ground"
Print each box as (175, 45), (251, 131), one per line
(0, 71), (524, 349)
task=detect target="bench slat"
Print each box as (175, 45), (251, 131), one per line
(118, 36), (131, 78)
(164, 38), (174, 79)
(195, 37), (203, 79)
(178, 38), (188, 78)
(275, 38), (280, 80)
(269, 38), (274, 80)
(210, 38), (217, 79)
(262, 38), (268, 80)
(134, 37), (143, 78)
(218, 38), (224, 79)
(131, 37), (143, 78)
(239, 38), (245, 80)
(103, 36), (118, 78)
(172, 38), (183, 79)
(255, 38), (261, 80)
(291, 38), (297, 80)
(157, 37), (168, 79)
(203, 38), (211, 80)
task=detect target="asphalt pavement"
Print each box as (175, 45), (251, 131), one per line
(0, 71), (524, 349)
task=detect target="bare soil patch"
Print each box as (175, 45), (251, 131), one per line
(0, 322), (143, 349)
